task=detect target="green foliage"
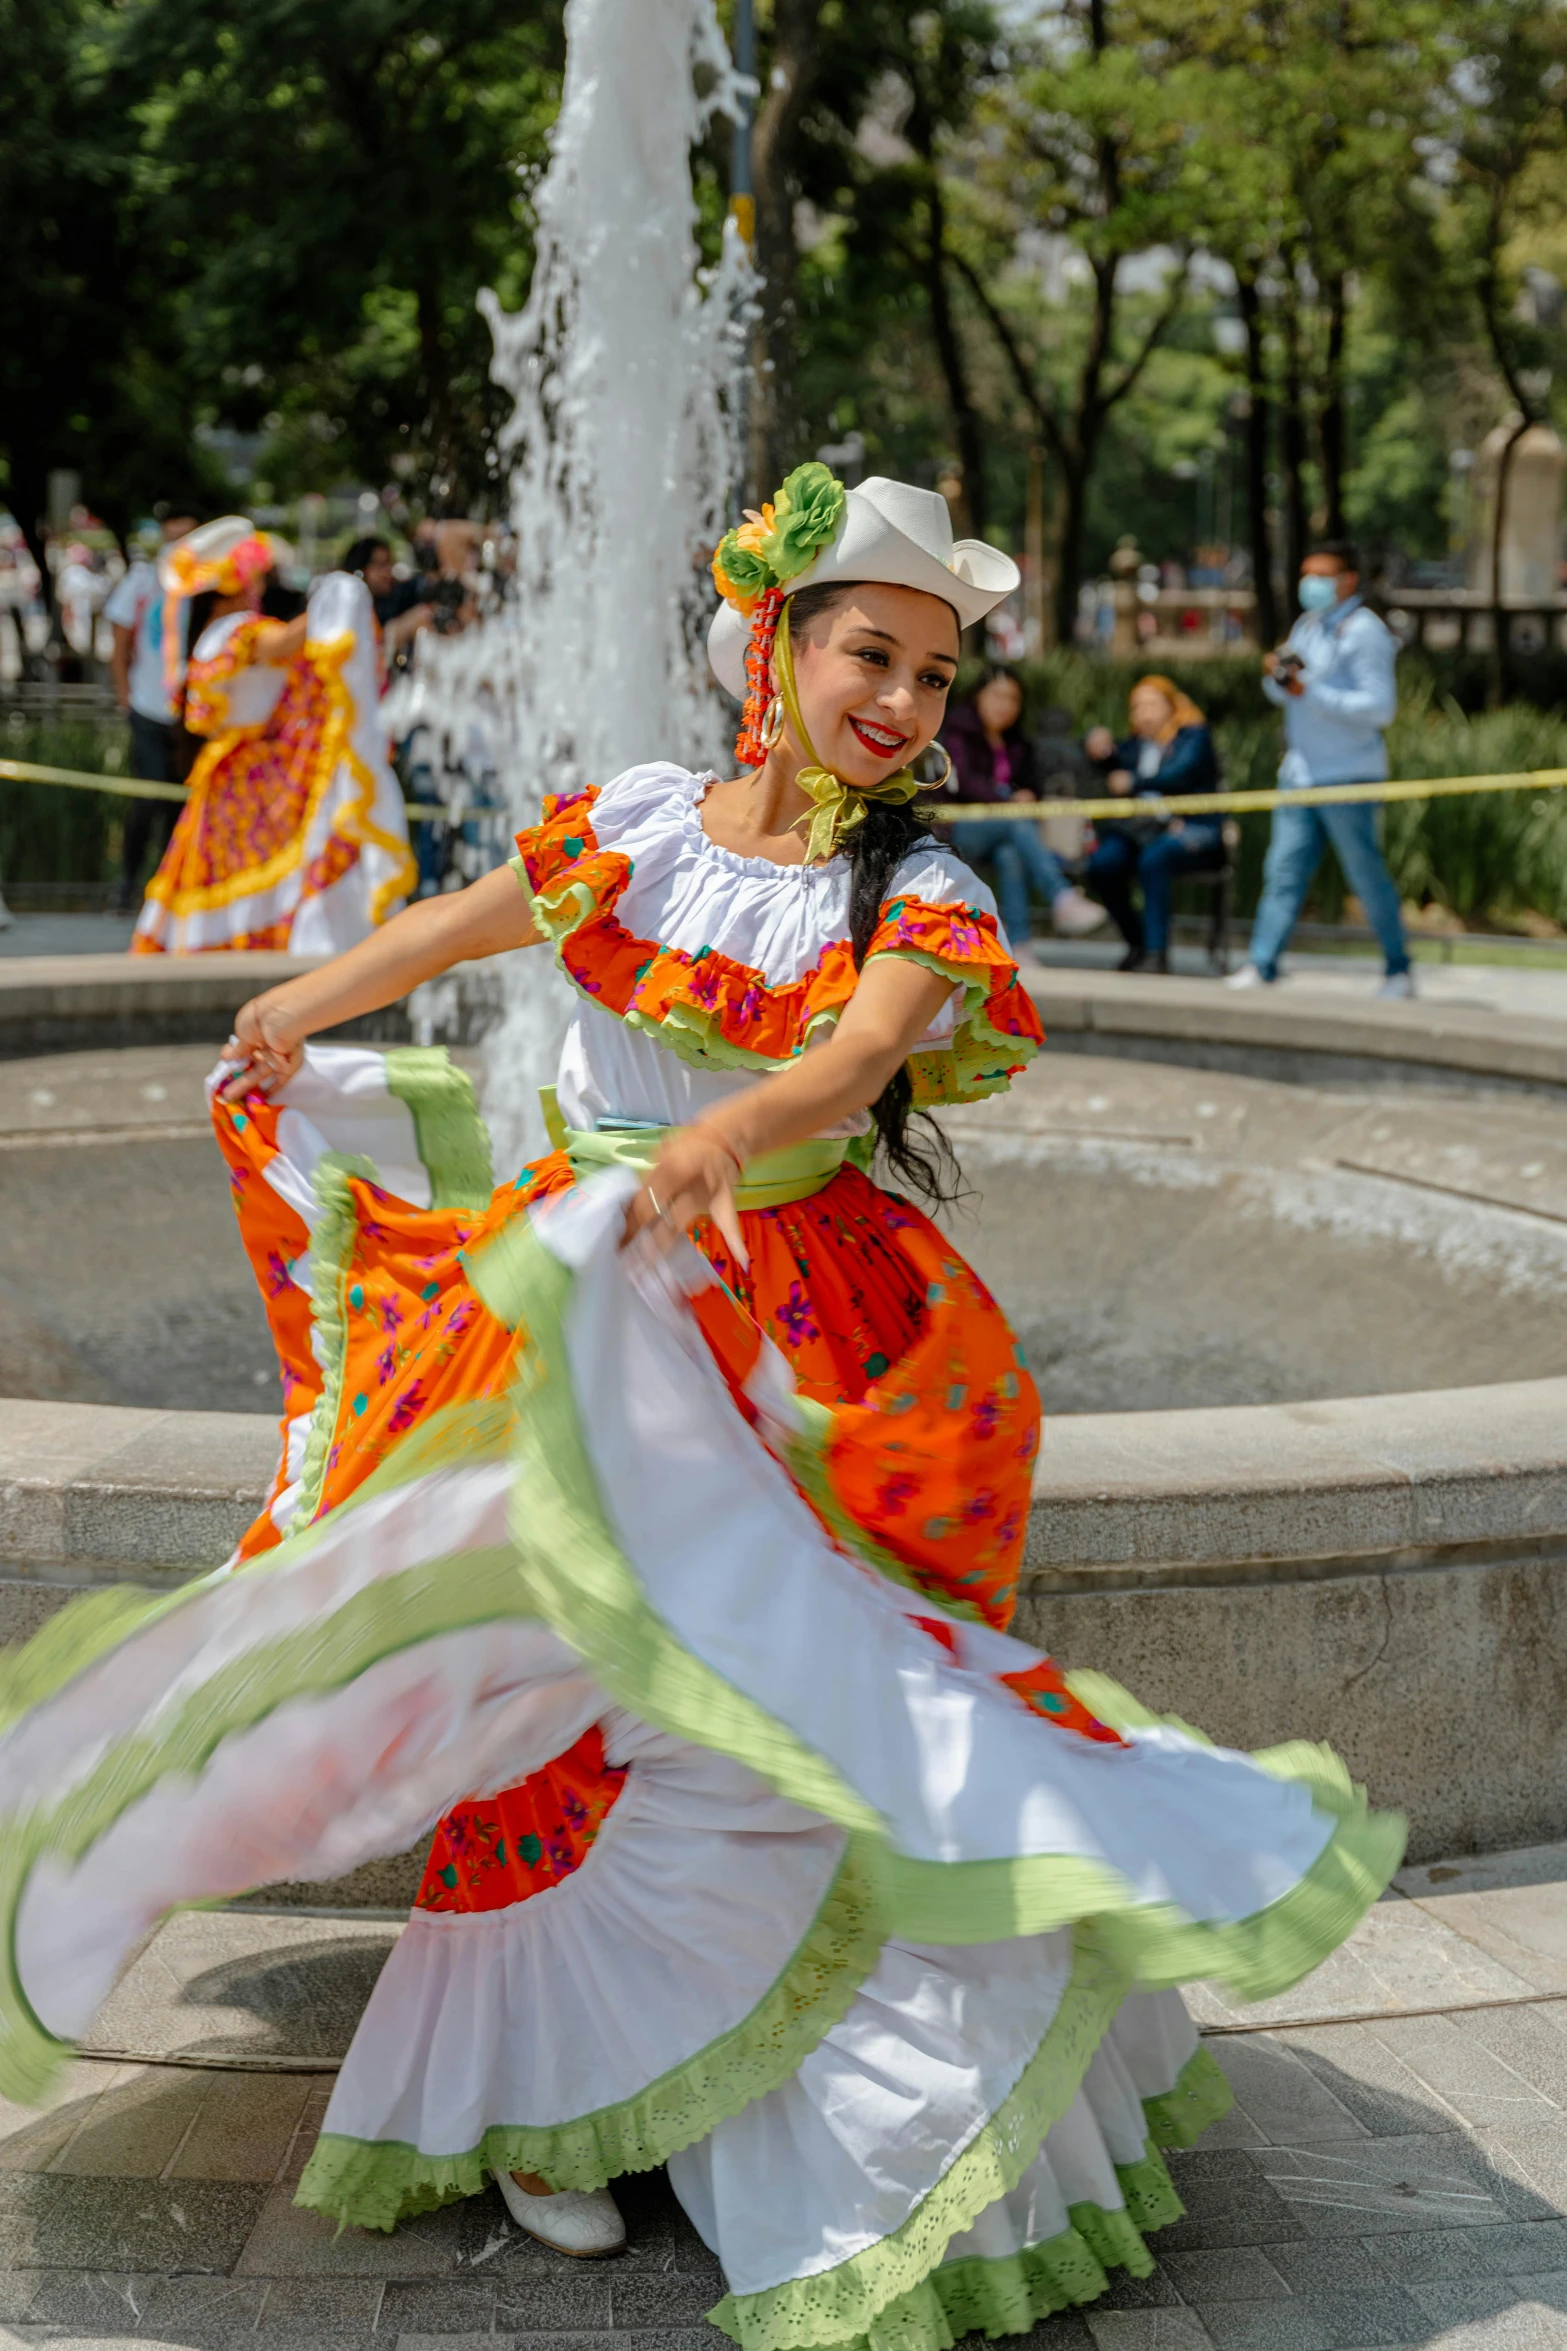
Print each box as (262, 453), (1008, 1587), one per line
(1382, 690), (1567, 927)
(0, 716), (128, 888)
(115, 0), (565, 511)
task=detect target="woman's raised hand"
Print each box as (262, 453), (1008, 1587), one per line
(623, 1125), (747, 1267)
(219, 995), (306, 1103)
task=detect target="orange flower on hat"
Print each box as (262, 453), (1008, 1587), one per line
(709, 504), (775, 616)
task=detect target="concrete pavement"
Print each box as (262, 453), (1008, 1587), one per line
(8, 1851), (1567, 2348)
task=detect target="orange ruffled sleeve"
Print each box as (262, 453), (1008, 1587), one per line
(864, 893), (1044, 1106)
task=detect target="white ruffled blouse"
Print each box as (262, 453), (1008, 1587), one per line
(510, 763), (1037, 1134)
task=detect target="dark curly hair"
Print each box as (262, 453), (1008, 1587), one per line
(785, 581), (965, 1209)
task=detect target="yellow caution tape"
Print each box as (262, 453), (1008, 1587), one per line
(0, 756), (443, 822)
(8, 753), (1567, 828)
(936, 769), (1567, 822)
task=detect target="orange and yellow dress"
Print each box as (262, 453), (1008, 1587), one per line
(0, 763), (1400, 2348)
(132, 570), (414, 954)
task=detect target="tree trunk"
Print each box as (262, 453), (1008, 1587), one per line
(923, 216), (986, 539)
(746, 0), (824, 501)
(1025, 442), (1050, 652)
(1236, 272), (1278, 649)
(6, 446), (59, 651)
(1319, 270), (1348, 540)
(1279, 280), (1310, 618)
(904, 65), (985, 539)
(416, 277), (458, 508)
(1051, 439), (1092, 650)
(1489, 413), (1531, 710)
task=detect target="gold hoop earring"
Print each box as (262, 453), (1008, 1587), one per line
(760, 694), (786, 750)
(920, 742), (954, 793)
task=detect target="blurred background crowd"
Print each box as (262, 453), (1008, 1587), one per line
(5, 0), (1567, 967)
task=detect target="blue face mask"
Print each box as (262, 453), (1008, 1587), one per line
(1297, 573), (1339, 613)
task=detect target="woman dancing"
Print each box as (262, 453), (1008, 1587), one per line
(132, 516), (415, 954)
(0, 470), (1400, 2344)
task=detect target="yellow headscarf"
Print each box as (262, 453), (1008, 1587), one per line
(771, 600), (923, 865)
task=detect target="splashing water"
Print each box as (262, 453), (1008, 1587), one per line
(397, 0), (753, 1174)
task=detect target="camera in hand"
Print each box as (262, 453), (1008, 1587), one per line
(1275, 650), (1305, 681)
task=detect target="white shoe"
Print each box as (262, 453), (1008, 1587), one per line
(1051, 886), (1108, 937)
(1225, 962), (1270, 989)
(495, 2171), (626, 2257)
(1377, 969), (1416, 1000)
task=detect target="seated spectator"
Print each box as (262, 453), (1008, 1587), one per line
(1083, 676), (1223, 973)
(941, 665), (1106, 956)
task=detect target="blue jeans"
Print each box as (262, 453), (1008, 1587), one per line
(949, 818), (1069, 951)
(1249, 794), (1408, 979)
(1083, 820), (1224, 955)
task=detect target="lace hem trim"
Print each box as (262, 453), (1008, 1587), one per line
(709, 1930), (1145, 2351)
(292, 1837), (885, 2231)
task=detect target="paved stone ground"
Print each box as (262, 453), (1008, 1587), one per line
(7, 1851), (1567, 2351)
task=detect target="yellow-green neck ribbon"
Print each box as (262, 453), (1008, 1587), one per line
(772, 601), (922, 864)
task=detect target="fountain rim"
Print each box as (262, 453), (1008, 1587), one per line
(4, 954), (1566, 1098)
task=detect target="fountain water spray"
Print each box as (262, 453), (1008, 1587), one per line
(398, 0), (755, 1173)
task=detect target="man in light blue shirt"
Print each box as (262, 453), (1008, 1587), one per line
(1229, 541), (1412, 998)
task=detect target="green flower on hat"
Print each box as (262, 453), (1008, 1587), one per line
(710, 462), (846, 613)
(766, 462), (847, 581)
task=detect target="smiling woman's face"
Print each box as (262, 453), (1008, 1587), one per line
(784, 583), (960, 790)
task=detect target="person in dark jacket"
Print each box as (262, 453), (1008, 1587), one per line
(941, 667), (1106, 954)
(1083, 675), (1223, 972)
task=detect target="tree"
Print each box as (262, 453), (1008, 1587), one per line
(734, 0), (1007, 516)
(949, 0), (1205, 641)
(113, 0), (565, 512)
(1174, 1), (1444, 630)
(1441, 0), (1567, 701)
(743, 0), (827, 500)
(0, 0), (216, 599)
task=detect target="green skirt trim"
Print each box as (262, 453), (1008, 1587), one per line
(1142, 2042), (1233, 2150)
(810, 2159), (1180, 2351)
(291, 1049), (496, 1530)
(0, 1536), (528, 2104)
(383, 1046), (494, 1211)
(468, 1211), (1403, 1994)
(294, 1835), (886, 2230)
(708, 1937), (1207, 2351)
(292, 1149), (376, 1531)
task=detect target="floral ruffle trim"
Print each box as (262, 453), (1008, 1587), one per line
(864, 894), (1043, 1105)
(512, 794), (1042, 1105)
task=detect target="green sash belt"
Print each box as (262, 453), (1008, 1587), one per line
(541, 1088), (847, 1211)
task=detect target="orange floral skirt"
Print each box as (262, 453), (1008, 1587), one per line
(217, 1100), (1042, 1922)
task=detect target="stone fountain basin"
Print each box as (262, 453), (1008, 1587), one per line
(9, 1041), (1567, 1420)
(953, 1055), (1567, 1415)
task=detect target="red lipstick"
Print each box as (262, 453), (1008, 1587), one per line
(848, 716), (910, 761)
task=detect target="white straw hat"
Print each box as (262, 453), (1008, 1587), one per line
(707, 476), (1020, 698)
